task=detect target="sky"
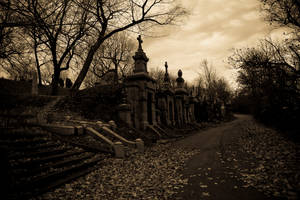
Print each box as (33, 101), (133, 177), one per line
(142, 0), (285, 88)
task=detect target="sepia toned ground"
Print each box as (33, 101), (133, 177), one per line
(33, 115), (299, 200)
(174, 114), (299, 200)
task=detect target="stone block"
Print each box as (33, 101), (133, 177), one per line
(75, 126), (84, 135)
(117, 104), (132, 126)
(135, 138), (144, 153)
(113, 141), (125, 158)
(108, 120), (117, 131)
(96, 121), (104, 128)
(43, 124), (75, 135)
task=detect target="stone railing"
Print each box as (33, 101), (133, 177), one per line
(96, 121), (144, 154)
(39, 120), (145, 158)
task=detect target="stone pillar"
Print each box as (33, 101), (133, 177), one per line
(152, 93), (157, 126)
(135, 138), (144, 153)
(113, 142), (125, 158)
(125, 35), (156, 130)
(170, 98), (176, 126)
(140, 95), (148, 130)
(156, 109), (161, 124)
(117, 104), (132, 126)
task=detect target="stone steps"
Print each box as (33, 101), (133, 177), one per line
(0, 113), (37, 128)
(9, 142), (60, 153)
(10, 149), (86, 169)
(8, 146), (72, 160)
(0, 127), (107, 199)
(0, 128), (45, 139)
(15, 154), (103, 191)
(14, 152), (95, 177)
(0, 137), (48, 147)
(53, 133), (114, 154)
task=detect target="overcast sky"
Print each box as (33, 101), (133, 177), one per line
(142, 0), (285, 87)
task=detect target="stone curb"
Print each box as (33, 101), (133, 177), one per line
(98, 122), (144, 153)
(40, 124), (82, 136)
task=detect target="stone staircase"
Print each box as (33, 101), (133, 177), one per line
(0, 127), (107, 199)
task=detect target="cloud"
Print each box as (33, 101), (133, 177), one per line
(142, 0), (281, 85)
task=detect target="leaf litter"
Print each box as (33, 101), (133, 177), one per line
(33, 143), (200, 200)
(221, 120), (300, 199)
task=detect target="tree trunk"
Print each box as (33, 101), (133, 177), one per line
(72, 39), (104, 91)
(33, 34), (42, 86)
(113, 60), (118, 87)
(51, 66), (60, 95)
(36, 65), (42, 86)
(34, 50), (42, 86)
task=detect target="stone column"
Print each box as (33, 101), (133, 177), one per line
(140, 94), (148, 130)
(152, 93), (157, 126)
(117, 104), (132, 126)
(156, 109), (161, 124)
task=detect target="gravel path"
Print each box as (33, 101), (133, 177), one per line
(174, 114), (299, 200)
(32, 115), (299, 199)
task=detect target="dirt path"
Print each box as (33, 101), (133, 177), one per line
(35, 114), (298, 199)
(173, 114), (279, 200)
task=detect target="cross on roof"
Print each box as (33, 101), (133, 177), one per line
(137, 35), (143, 49)
(165, 61), (168, 73)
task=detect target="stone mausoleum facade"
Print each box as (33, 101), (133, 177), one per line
(118, 35), (226, 130)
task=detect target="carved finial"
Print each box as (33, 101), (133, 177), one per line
(178, 69), (182, 78)
(137, 35), (143, 50)
(165, 61), (168, 73)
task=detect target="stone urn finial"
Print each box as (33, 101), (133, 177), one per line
(178, 69), (182, 78)
(176, 69), (184, 88)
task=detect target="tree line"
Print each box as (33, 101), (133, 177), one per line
(230, 0), (300, 129)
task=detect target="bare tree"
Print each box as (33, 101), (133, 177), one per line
(71, 0), (187, 91)
(1, 0), (187, 95)
(259, 0), (300, 70)
(2, 0), (89, 94)
(0, 0), (23, 59)
(229, 38), (300, 126)
(149, 66), (165, 89)
(197, 59), (232, 104)
(149, 65), (177, 89)
(260, 0), (300, 31)
(89, 32), (135, 85)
